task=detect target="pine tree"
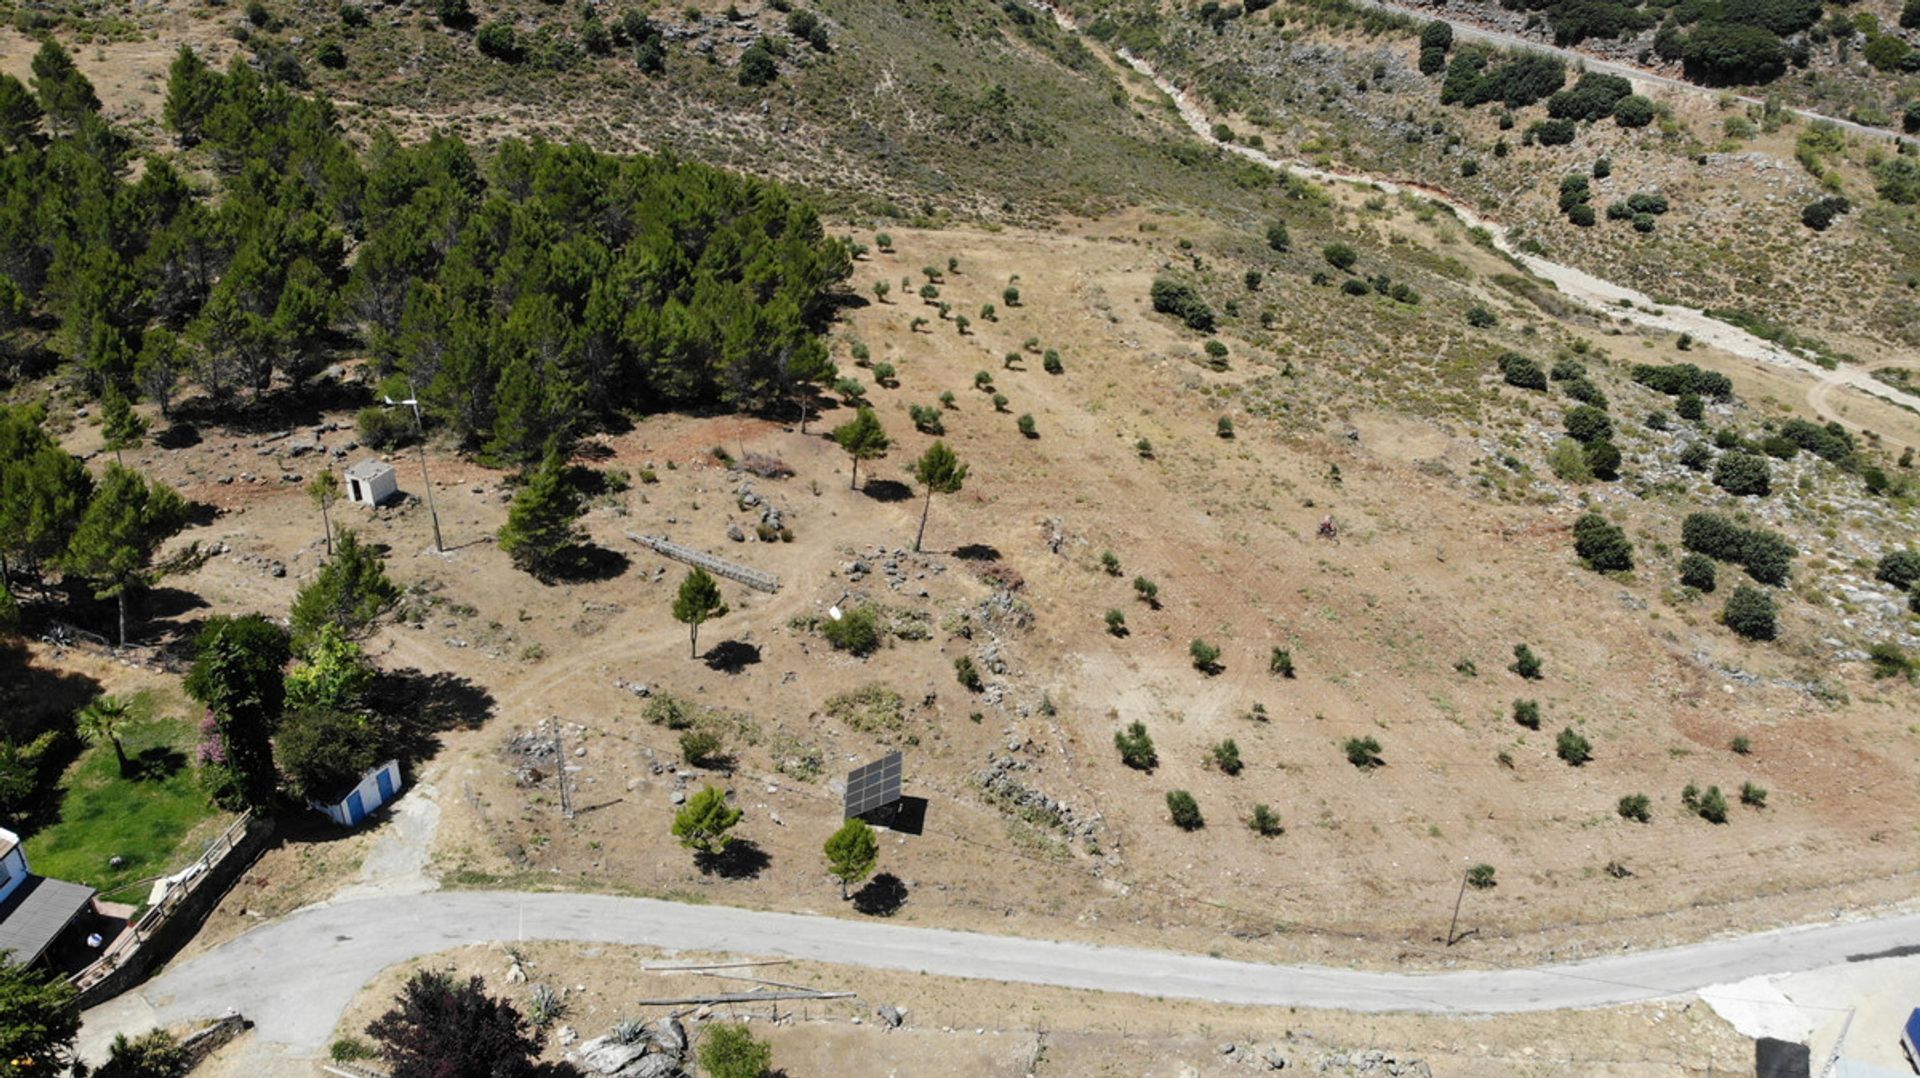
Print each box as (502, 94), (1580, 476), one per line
(0, 405), (94, 586)
(831, 405), (890, 490)
(30, 38), (100, 135)
(134, 328), (184, 417)
(366, 971), (552, 1078)
(497, 450), (584, 580)
(289, 528), (398, 649)
(307, 470), (340, 556)
(98, 386), (147, 467)
(0, 72), (45, 150)
(61, 464), (187, 646)
(162, 45), (221, 146)
(672, 785), (743, 855)
(823, 817), (879, 899)
(911, 440), (968, 553)
(672, 567), (727, 659)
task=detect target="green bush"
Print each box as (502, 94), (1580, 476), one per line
(822, 605), (883, 655)
(1249, 803), (1283, 835)
(1801, 195), (1852, 230)
(1211, 739), (1243, 775)
(1270, 647), (1295, 678)
(1548, 73), (1632, 120)
(476, 20), (522, 61)
(1632, 362), (1731, 399)
(1676, 394), (1704, 421)
(1189, 638), (1221, 673)
(1114, 721), (1157, 770)
(1466, 863), (1497, 889)
(1583, 439), (1622, 481)
(1466, 305), (1498, 328)
(953, 655), (984, 691)
(1556, 727), (1592, 766)
(1512, 698), (1541, 729)
(1573, 512), (1633, 571)
(1533, 119), (1577, 146)
(1723, 585), (1777, 640)
(1876, 549), (1920, 590)
(1679, 553), (1717, 591)
(1105, 608), (1127, 635)
(1166, 789), (1204, 829)
(1149, 277), (1216, 332)
(1617, 793), (1651, 822)
(1511, 643), (1542, 679)
(1323, 243), (1358, 271)
(738, 40), (779, 86)
(1568, 202), (1596, 226)
(1713, 451), (1771, 496)
(1614, 95), (1655, 127)
(1498, 352), (1547, 390)
(1739, 780), (1768, 807)
(1696, 784), (1729, 823)
(1343, 736), (1383, 768)
(1548, 438), (1593, 482)
(355, 406), (415, 450)
(1564, 405), (1612, 444)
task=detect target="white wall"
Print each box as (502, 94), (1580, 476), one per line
(0, 845), (28, 905)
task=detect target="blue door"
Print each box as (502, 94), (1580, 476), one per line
(346, 789), (366, 826)
(374, 767), (394, 802)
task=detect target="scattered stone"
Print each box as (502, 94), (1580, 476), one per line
(651, 1016), (687, 1056)
(876, 1003), (903, 1028)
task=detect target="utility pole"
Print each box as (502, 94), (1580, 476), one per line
(386, 385), (444, 553)
(1445, 867), (1470, 947)
(551, 718), (574, 820)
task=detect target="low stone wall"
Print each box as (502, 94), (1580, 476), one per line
(73, 814), (277, 1010)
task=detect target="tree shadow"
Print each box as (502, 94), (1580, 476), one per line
(952, 543), (1001, 562)
(182, 500), (220, 528)
(173, 375), (370, 436)
(853, 873), (909, 917)
(373, 668), (496, 763)
(860, 479), (912, 503)
(696, 839), (770, 880)
(544, 544), (630, 584)
(127, 744), (186, 782)
(703, 640), (761, 674)
(153, 422), (201, 450)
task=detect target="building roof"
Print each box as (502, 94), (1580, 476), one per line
(0, 827), (17, 861)
(345, 459), (395, 480)
(0, 875), (95, 966)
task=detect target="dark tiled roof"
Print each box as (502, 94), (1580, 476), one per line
(0, 876), (95, 966)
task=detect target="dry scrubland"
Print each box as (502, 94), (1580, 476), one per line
(47, 211), (1914, 975)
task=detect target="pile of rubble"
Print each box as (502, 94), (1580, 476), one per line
(570, 1017), (689, 1078)
(977, 755), (1101, 843)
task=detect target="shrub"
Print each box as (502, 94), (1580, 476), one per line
(1568, 203), (1596, 227)
(1724, 585), (1777, 640)
(1562, 377), (1606, 408)
(700, 1025), (773, 1078)
(316, 40), (348, 68)
(1101, 550), (1122, 575)
(1212, 739), (1243, 775)
(1266, 220), (1291, 251)
(679, 729), (725, 767)
(1677, 394), (1705, 421)
(1016, 414), (1037, 438)
(1869, 642), (1912, 679)
(1216, 416), (1235, 439)
(1341, 278), (1370, 297)
(1876, 549), (1920, 590)
(1556, 727), (1592, 766)
(1679, 553), (1717, 591)
(1533, 119), (1577, 145)
(1115, 722), (1157, 770)
(1343, 736), (1383, 768)
(1583, 438), (1622, 480)
(1511, 643), (1542, 679)
(1681, 22), (1787, 84)
(1737, 530), (1794, 585)
(1323, 243), (1359, 271)
(822, 605), (883, 655)
(1150, 277), (1216, 332)
(1801, 195), (1852, 231)
(1466, 863), (1497, 889)
(1564, 405), (1612, 444)
(1633, 363), (1731, 400)
(1625, 192), (1670, 215)
(1731, 735), (1752, 754)
(1270, 647), (1295, 678)
(476, 20), (522, 61)
(1421, 19), (1454, 50)
(1548, 438), (1592, 482)
(738, 40), (779, 86)
(1573, 513), (1633, 571)
(1713, 451), (1772, 496)
(1466, 305), (1498, 328)
(1740, 780), (1768, 807)
(1166, 790), (1204, 829)
(1133, 576), (1159, 606)
(1498, 352), (1547, 390)
(953, 655), (984, 691)
(1696, 784), (1728, 823)
(645, 693), (699, 730)
(991, 393), (1008, 412)
(1618, 793), (1651, 822)
(1513, 698), (1541, 729)
(1190, 638), (1221, 673)
(1548, 73), (1631, 120)
(1105, 608), (1127, 635)
(1249, 803), (1283, 835)
(1043, 350), (1063, 375)
(356, 406), (415, 450)
(1682, 512), (1743, 560)
(1613, 94), (1655, 127)
(910, 404), (944, 434)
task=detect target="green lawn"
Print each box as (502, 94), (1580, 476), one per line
(22, 691), (230, 901)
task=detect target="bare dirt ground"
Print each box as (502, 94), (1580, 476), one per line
(38, 214), (1911, 987)
(305, 940), (1750, 1077)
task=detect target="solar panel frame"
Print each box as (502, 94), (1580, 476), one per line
(844, 751), (903, 819)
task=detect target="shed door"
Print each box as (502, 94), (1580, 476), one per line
(346, 789), (366, 825)
(349, 478), (363, 502)
(375, 767), (394, 801)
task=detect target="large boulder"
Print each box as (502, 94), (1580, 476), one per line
(613, 1054), (680, 1078)
(580, 1039), (649, 1074)
(651, 1016), (688, 1056)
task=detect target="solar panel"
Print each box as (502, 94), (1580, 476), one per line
(844, 751), (903, 819)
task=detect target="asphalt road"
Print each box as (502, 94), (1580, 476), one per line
(1346, 0), (1918, 148)
(84, 891), (1920, 1054)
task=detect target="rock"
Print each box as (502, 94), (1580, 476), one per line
(1262, 1046), (1289, 1069)
(727, 523), (746, 542)
(651, 1016), (687, 1056)
(612, 1054), (679, 1078)
(876, 1003), (903, 1028)
(1220, 1042), (1236, 1054)
(557, 1025), (577, 1046)
(505, 962), (527, 984)
(269, 562), (286, 578)
(670, 789), (686, 805)
(580, 1039), (648, 1074)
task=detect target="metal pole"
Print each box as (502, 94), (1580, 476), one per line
(407, 383), (444, 553)
(1445, 869), (1469, 946)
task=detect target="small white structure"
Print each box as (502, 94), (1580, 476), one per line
(344, 459), (398, 506)
(0, 827), (99, 968)
(311, 759), (403, 827)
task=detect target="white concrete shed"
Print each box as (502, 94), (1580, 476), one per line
(344, 459), (398, 506)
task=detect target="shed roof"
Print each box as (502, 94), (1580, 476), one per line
(345, 459), (395, 480)
(0, 875), (95, 966)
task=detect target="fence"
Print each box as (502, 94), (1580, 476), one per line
(69, 813), (275, 1007)
(627, 533), (781, 593)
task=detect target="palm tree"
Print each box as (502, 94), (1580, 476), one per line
(79, 694), (132, 775)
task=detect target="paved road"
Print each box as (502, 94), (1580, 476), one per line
(81, 891), (1920, 1055)
(1345, 0), (1919, 148)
